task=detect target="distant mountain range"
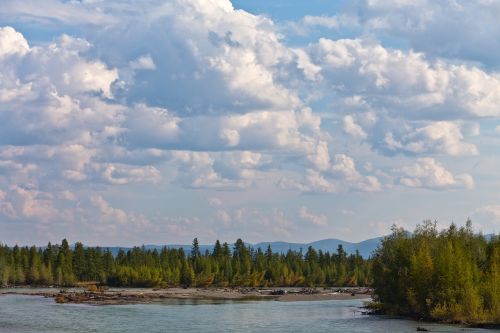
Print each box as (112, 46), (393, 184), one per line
(101, 233), (496, 258)
(103, 236), (385, 258)
(253, 237), (383, 258)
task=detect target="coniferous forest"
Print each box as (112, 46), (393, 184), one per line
(372, 220), (500, 325)
(0, 238), (370, 288)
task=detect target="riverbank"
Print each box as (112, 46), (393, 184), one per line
(0, 287), (372, 305)
(362, 301), (500, 330)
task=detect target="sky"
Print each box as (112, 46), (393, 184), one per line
(1, 0), (500, 246)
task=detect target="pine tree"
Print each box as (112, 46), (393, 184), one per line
(191, 238), (200, 259)
(212, 240), (222, 258)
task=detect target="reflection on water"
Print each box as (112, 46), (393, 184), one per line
(0, 294), (488, 333)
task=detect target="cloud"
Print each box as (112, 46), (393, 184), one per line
(287, 14), (358, 36)
(90, 195), (128, 224)
(342, 115), (367, 139)
(394, 157), (474, 190)
(0, 184), (184, 245)
(216, 209), (231, 225)
(0, 26), (29, 58)
(309, 38), (500, 118)
(130, 55), (156, 71)
(0, 25), (327, 194)
(245, 208), (294, 238)
(0, 185), (58, 222)
(278, 169), (335, 193)
(299, 36), (496, 160)
(1, 0), (312, 114)
(88, 0), (304, 114)
(169, 151), (268, 189)
(472, 205), (500, 234)
(475, 205), (500, 220)
(293, 49), (322, 81)
(208, 197), (223, 207)
(2, 0), (500, 243)
(354, 0), (500, 66)
(380, 121), (478, 156)
(279, 153), (381, 193)
(0, 28), (120, 148)
(0, 184), (149, 229)
(302, 15), (340, 29)
(307, 141), (331, 171)
(341, 209), (354, 216)
(330, 154), (382, 192)
(123, 105), (324, 154)
(207, 206), (297, 241)
(0, 0), (116, 27)
(99, 164), (161, 185)
(298, 206), (328, 226)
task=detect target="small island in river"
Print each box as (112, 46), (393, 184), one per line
(1, 286), (372, 305)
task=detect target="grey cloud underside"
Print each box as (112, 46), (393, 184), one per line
(353, 0), (500, 68)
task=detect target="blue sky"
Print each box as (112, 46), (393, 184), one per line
(0, 0), (499, 246)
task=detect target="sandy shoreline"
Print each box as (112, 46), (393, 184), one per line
(0, 287), (372, 305)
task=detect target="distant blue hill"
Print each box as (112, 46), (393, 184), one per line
(254, 237), (383, 258)
(102, 236), (385, 258)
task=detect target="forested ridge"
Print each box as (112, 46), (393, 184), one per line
(0, 238), (371, 288)
(372, 220), (500, 325)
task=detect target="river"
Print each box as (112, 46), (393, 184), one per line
(0, 294), (491, 332)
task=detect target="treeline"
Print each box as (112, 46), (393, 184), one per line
(0, 238), (371, 288)
(372, 220), (499, 325)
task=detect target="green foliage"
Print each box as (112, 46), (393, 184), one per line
(0, 238), (372, 289)
(372, 220), (500, 325)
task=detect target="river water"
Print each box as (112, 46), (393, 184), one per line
(0, 294), (492, 332)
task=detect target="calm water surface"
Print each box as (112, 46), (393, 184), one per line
(0, 294), (493, 332)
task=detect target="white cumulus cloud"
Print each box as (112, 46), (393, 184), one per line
(298, 206), (328, 226)
(394, 157), (474, 190)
